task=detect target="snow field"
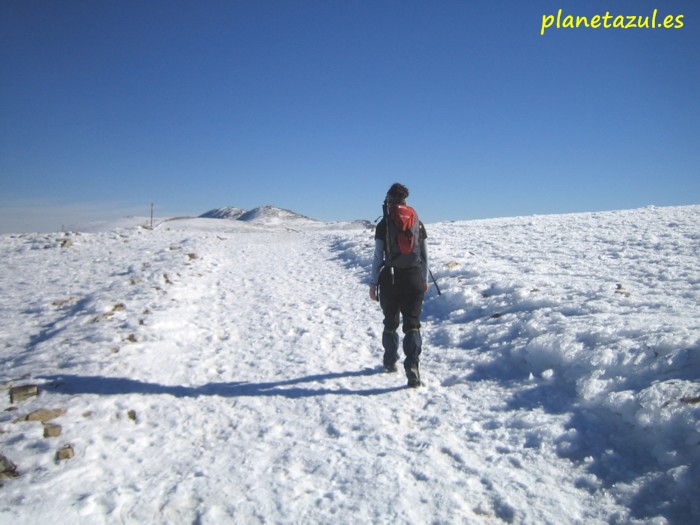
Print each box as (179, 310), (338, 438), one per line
(1, 205), (699, 524)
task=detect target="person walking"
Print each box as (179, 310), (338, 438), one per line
(369, 183), (429, 388)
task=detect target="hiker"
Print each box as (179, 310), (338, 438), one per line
(369, 183), (429, 388)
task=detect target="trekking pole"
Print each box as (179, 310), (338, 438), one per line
(429, 269), (441, 295)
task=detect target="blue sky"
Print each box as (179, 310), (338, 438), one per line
(1, 1), (699, 232)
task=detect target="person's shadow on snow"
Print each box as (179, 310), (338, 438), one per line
(41, 368), (406, 398)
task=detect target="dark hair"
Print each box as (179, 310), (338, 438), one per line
(386, 183), (409, 204)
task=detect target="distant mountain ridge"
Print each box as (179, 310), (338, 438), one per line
(198, 207), (247, 220)
(199, 206), (317, 224)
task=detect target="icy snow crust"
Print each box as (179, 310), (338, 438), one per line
(1, 205), (698, 524)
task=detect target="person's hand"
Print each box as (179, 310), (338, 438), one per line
(423, 280), (428, 292)
(369, 285), (378, 301)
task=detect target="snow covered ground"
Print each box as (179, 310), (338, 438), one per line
(1, 205), (698, 524)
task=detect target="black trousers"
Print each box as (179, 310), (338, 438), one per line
(378, 265), (425, 334)
(378, 266), (425, 371)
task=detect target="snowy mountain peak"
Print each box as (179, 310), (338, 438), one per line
(198, 205), (316, 224)
(198, 207), (247, 220)
(237, 206), (316, 224)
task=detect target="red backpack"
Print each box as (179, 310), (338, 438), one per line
(389, 204), (418, 254)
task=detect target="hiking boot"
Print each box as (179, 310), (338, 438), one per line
(384, 362), (398, 373)
(405, 361), (422, 388)
(407, 377), (423, 388)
